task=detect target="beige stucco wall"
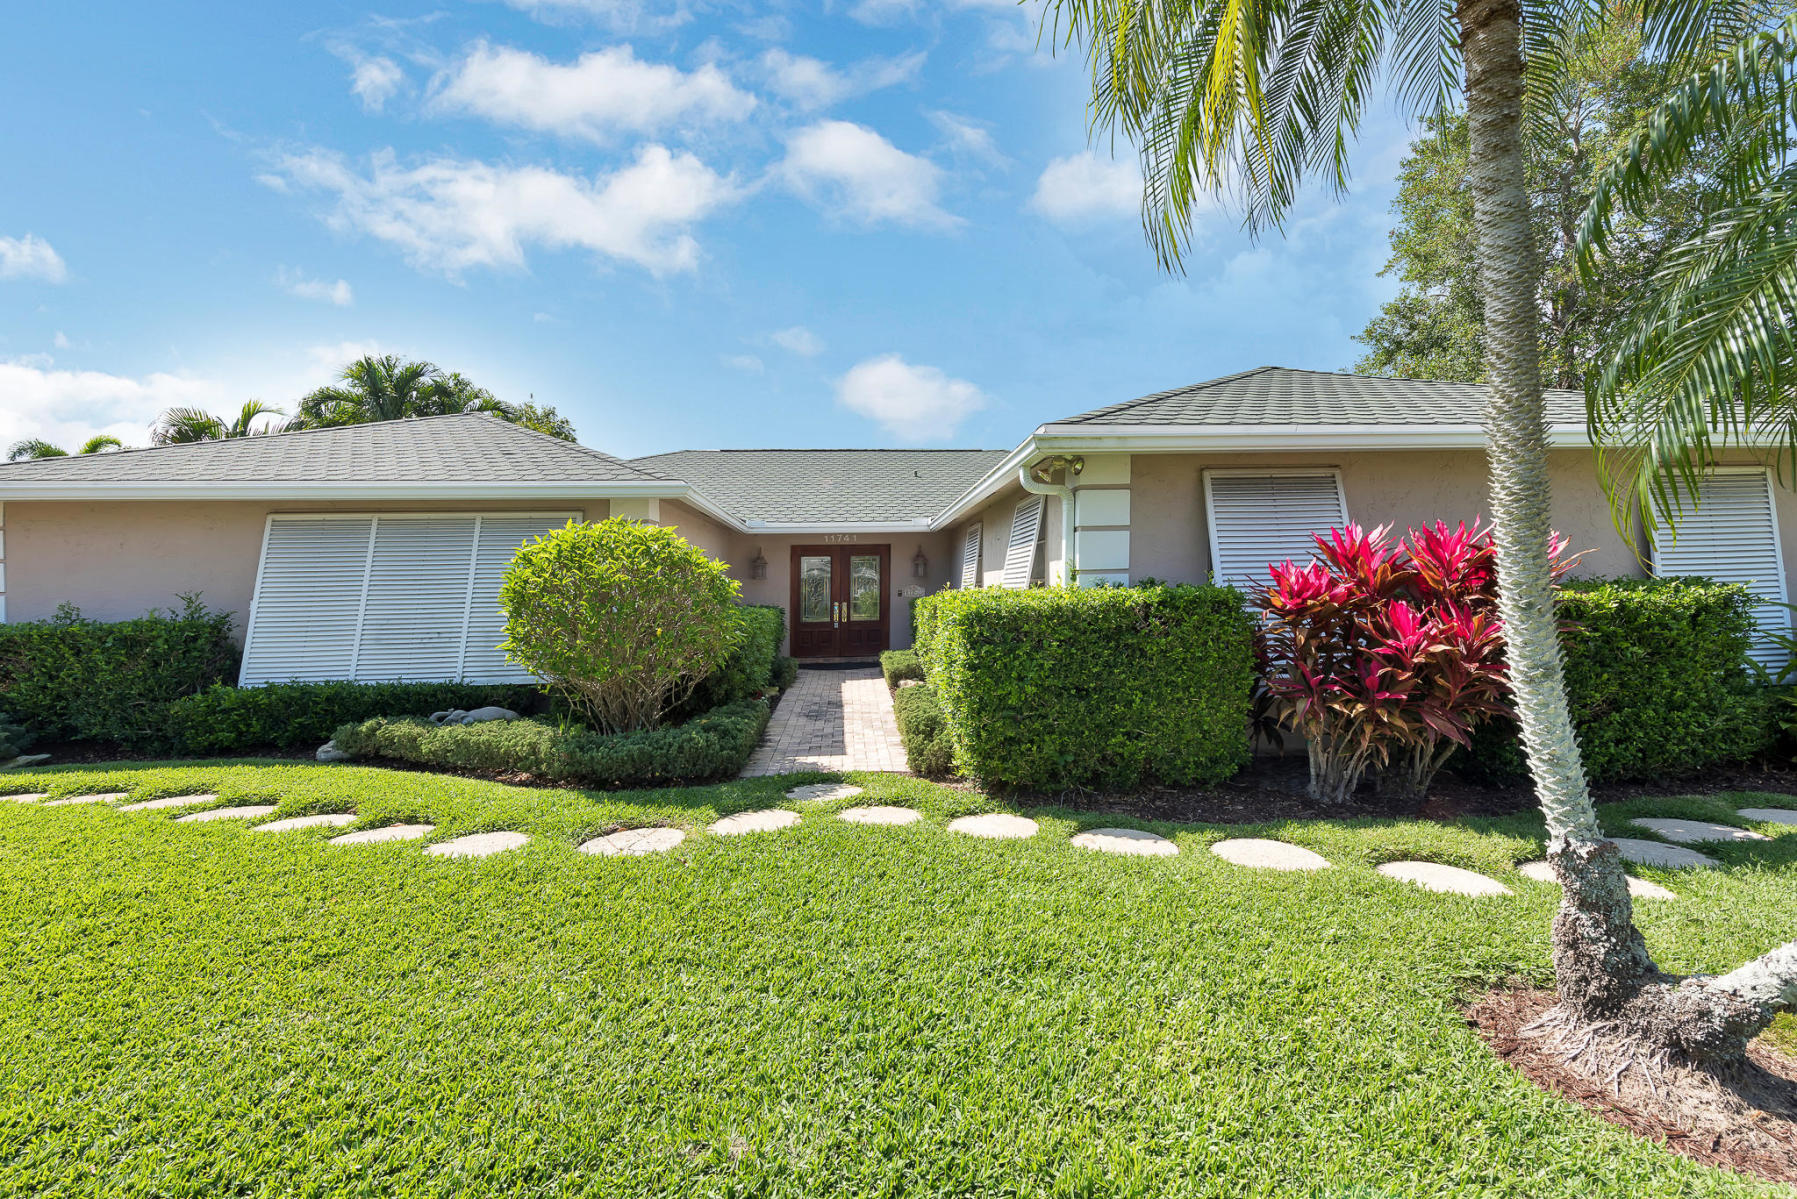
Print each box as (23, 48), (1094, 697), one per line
(4, 498), (595, 642)
(955, 478), (1062, 586)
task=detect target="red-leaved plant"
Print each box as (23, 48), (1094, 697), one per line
(1252, 519), (1578, 804)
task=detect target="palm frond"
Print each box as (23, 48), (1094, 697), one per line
(6, 439), (66, 461)
(78, 435), (123, 455)
(151, 408), (227, 445)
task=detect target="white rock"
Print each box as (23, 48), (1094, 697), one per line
(3, 754), (50, 769)
(947, 813), (1038, 840)
(1629, 817), (1768, 845)
(1610, 837), (1719, 869)
(329, 823), (434, 845)
(316, 741), (351, 763)
(1515, 859), (1676, 900)
(1, 792), (47, 803)
(1738, 807), (1797, 827)
(43, 792), (128, 807)
(1072, 827), (1179, 857)
(838, 805), (921, 826)
(457, 706), (518, 724)
(1377, 860), (1513, 896)
(710, 809), (801, 836)
(1210, 837), (1330, 871)
(119, 793), (216, 812)
(580, 827), (686, 856)
(425, 831), (530, 859)
(253, 813), (358, 833)
(176, 805), (278, 823)
(786, 783), (863, 803)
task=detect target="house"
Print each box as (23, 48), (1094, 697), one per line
(1, 366), (1789, 682)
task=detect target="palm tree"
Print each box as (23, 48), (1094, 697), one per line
(6, 434), (123, 461)
(1046, 0), (1793, 1064)
(150, 400), (288, 445)
(293, 355), (518, 429)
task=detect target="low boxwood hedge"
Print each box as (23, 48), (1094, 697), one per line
(916, 584), (1255, 790)
(331, 699), (771, 788)
(166, 681), (543, 755)
(880, 650), (923, 688)
(892, 682), (953, 777)
(1460, 577), (1776, 783)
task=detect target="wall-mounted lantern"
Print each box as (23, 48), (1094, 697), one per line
(751, 548), (768, 580)
(912, 546), (928, 578)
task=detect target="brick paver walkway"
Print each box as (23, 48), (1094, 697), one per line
(741, 667), (909, 776)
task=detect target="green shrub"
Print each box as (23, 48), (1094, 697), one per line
(666, 605), (783, 722)
(892, 683), (954, 777)
(499, 518), (743, 732)
(915, 584), (1255, 790)
(770, 657), (799, 691)
(332, 699), (770, 788)
(880, 649), (923, 688)
(1459, 577), (1775, 784)
(0, 597), (238, 748)
(165, 681), (542, 755)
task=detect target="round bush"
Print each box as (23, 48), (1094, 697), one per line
(499, 518), (744, 732)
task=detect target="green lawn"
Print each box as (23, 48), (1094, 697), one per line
(3, 764), (1795, 1197)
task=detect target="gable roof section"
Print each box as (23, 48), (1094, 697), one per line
(628, 449), (1009, 524)
(1045, 366), (1587, 429)
(0, 413), (677, 499)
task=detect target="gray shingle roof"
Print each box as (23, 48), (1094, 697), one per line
(1049, 366), (1587, 427)
(0, 412), (671, 485)
(630, 449), (1008, 523)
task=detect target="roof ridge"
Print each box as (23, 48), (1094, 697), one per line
(1056, 365), (1280, 425)
(484, 417), (673, 481)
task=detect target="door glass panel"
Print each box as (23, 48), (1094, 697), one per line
(849, 555), (881, 621)
(800, 556), (833, 622)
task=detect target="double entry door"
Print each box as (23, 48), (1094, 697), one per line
(790, 545), (889, 658)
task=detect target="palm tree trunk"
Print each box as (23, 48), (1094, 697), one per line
(1456, 0), (1656, 1016)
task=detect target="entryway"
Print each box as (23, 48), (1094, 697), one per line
(789, 545), (889, 659)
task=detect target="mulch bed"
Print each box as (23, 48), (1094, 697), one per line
(1467, 987), (1797, 1185)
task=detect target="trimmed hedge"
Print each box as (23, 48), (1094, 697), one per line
(880, 649), (924, 688)
(166, 681), (543, 755)
(892, 682), (954, 777)
(1461, 577), (1776, 784)
(332, 699), (770, 788)
(915, 584), (1256, 790)
(771, 656), (799, 691)
(667, 605), (785, 722)
(0, 597), (238, 748)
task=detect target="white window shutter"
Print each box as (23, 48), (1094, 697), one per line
(1204, 471), (1350, 589)
(959, 522), (982, 588)
(1001, 497), (1044, 589)
(239, 517), (375, 685)
(355, 517), (480, 682)
(462, 516), (567, 683)
(1653, 469), (1791, 668)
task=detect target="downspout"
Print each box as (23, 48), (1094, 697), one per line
(1017, 459), (1080, 586)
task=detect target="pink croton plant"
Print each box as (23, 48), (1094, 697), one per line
(1252, 519), (1580, 804)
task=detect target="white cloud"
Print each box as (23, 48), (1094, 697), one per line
(306, 340), (386, 373)
(759, 48), (923, 111)
(0, 234), (67, 283)
(721, 353), (764, 373)
(350, 55), (405, 112)
(770, 325), (824, 356)
(928, 110), (1007, 165)
(781, 121), (956, 229)
(266, 145), (737, 276)
(0, 359), (231, 454)
(432, 42), (755, 141)
(1029, 150), (1142, 224)
(835, 354), (987, 440)
(500, 0), (692, 32)
(52, 331), (70, 349)
(275, 267), (354, 306)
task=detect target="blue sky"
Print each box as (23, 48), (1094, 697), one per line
(0, 1), (1418, 459)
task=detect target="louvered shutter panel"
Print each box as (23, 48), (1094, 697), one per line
(239, 518), (375, 684)
(461, 516), (567, 682)
(355, 517), (480, 681)
(959, 522), (982, 588)
(1001, 497), (1044, 589)
(1654, 470), (1791, 668)
(1205, 472), (1349, 589)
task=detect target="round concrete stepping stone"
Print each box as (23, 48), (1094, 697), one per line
(1072, 827), (1179, 857)
(1629, 817), (1768, 845)
(838, 805), (921, 826)
(119, 793), (216, 813)
(711, 809), (801, 836)
(329, 823), (434, 845)
(253, 813), (358, 833)
(786, 783), (863, 803)
(1611, 837), (1719, 869)
(1209, 837), (1329, 871)
(43, 792), (129, 807)
(425, 831), (530, 859)
(176, 805), (278, 823)
(1377, 861), (1513, 896)
(1515, 859), (1676, 900)
(1, 792), (47, 803)
(947, 813), (1038, 840)
(1738, 807), (1797, 827)
(580, 827), (686, 856)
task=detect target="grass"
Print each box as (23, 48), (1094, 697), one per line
(3, 763), (1797, 1197)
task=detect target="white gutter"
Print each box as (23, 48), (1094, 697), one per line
(1016, 462), (1076, 586)
(0, 479), (680, 502)
(1030, 422), (1594, 450)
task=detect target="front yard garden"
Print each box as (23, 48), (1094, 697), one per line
(4, 762), (1797, 1195)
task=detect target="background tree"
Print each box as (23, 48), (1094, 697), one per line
(293, 355), (518, 429)
(1046, 0), (1795, 1082)
(150, 400), (288, 445)
(510, 400), (578, 442)
(6, 434), (122, 461)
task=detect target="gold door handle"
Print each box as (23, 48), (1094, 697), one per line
(833, 601), (842, 625)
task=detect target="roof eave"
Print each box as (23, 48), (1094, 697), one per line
(0, 479), (686, 502)
(1030, 423), (1594, 449)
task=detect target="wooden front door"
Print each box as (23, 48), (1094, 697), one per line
(790, 545), (890, 658)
